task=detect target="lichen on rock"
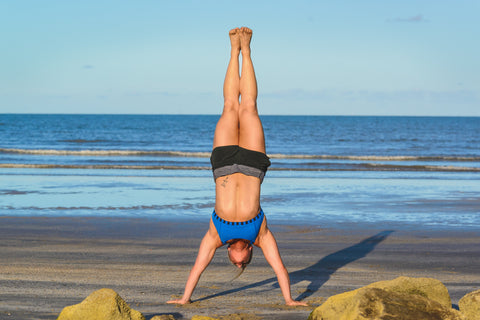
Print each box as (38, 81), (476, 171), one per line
(308, 276), (463, 320)
(459, 289), (480, 320)
(57, 288), (145, 320)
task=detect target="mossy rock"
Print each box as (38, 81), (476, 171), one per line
(309, 276), (462, 320)
(57, 288), (145, 320)
(151, 316), (177, 320)
(362, 276), (452, 308)
(459, 289), (480, 320)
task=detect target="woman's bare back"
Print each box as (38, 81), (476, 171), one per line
(214, 173), (261, 221)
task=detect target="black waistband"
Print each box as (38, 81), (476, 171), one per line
(210, 145), (271, 172)
(213, 209), (264, 226)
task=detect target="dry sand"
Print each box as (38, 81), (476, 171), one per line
(0, 216), (479, 320)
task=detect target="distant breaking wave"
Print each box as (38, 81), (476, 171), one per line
(0, 148), (210, 157)
(269, 154), (480, 162)
(0, 163), (479, 172)
(0, 163), (209, 170)
(1, 148), (480, 162)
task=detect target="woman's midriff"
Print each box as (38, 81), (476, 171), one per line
(214, 173), (261, 222)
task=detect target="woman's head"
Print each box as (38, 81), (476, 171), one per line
(227, 239), (253, 269)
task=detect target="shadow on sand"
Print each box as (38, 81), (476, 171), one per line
(195, 230), (394, 302)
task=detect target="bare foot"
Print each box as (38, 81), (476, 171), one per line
(239, 27), (252, 54)
(229, 28), (240, 52)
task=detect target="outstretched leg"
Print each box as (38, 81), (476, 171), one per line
(238, 27), (266, 154)
(213, 28), (241, 149)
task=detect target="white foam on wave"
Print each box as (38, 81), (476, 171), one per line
(0, 163), (209, 170)
(1, 163), (479, 172)
(268, 154), (480, 162)
(2, 148), (479, 162)
(0, 148), (210, 157)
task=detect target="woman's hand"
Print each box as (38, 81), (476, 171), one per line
(286, 300), (308, 307)
(258, 227), (309, 308)
(166, 298), (191, 305)
(167, 224), (221, 306)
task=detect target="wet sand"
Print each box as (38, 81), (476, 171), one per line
(0, 216), (479, 320)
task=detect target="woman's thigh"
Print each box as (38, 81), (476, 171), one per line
(213, 107), (239, 149)
(238, 108), (265, 153)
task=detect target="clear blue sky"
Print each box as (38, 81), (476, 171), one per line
(1, 1), (479, 116)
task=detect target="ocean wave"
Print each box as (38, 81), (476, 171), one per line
(0, 163), (209, 170)
(2, 204), (208, 211)
(1, 163), (479, 172)
(0, 189), (36, 195)
(59, 139), (110, 144)
(1, 148), (479, 162)
(269, 154), (480, 162)
(273, 164), (480, 172)
(0, 148), (210, 157)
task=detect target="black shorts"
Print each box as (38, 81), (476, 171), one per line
(210, 145), (271, 183)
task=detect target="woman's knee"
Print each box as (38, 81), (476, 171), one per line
(239, 98), (257, 115)
(223, 98), (240, 113)
(238, 101), (261, 131)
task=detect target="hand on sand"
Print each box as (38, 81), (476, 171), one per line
(286, 300), (308, 307)
(166, 298), (191, 305)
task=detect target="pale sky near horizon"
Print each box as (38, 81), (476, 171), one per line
(1, 1), (479, 116)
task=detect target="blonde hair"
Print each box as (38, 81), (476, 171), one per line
(227, 239), (253, 280)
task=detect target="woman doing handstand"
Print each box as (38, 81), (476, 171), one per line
(167, 27), (307, 307)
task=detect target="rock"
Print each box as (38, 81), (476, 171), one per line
(150, 316), (177, 320)
(57, 288), (145, 320)
(308, 276), (463, 320)
(363, 276), (452, 308)
(191, 314), (260, 320)
(459, 289), (480, 320)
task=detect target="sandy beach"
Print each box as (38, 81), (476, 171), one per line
(0, 216), (479, 320)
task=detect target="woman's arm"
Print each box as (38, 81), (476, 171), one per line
(258, 227), (308, 306)
(167, 222), (221, 304)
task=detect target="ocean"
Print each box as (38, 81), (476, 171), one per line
(1, 114), (479, 230)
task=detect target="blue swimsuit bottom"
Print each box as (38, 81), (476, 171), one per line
(212, 209), (265, 245)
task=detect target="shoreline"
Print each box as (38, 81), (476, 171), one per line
(1, 216), (479, 320)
